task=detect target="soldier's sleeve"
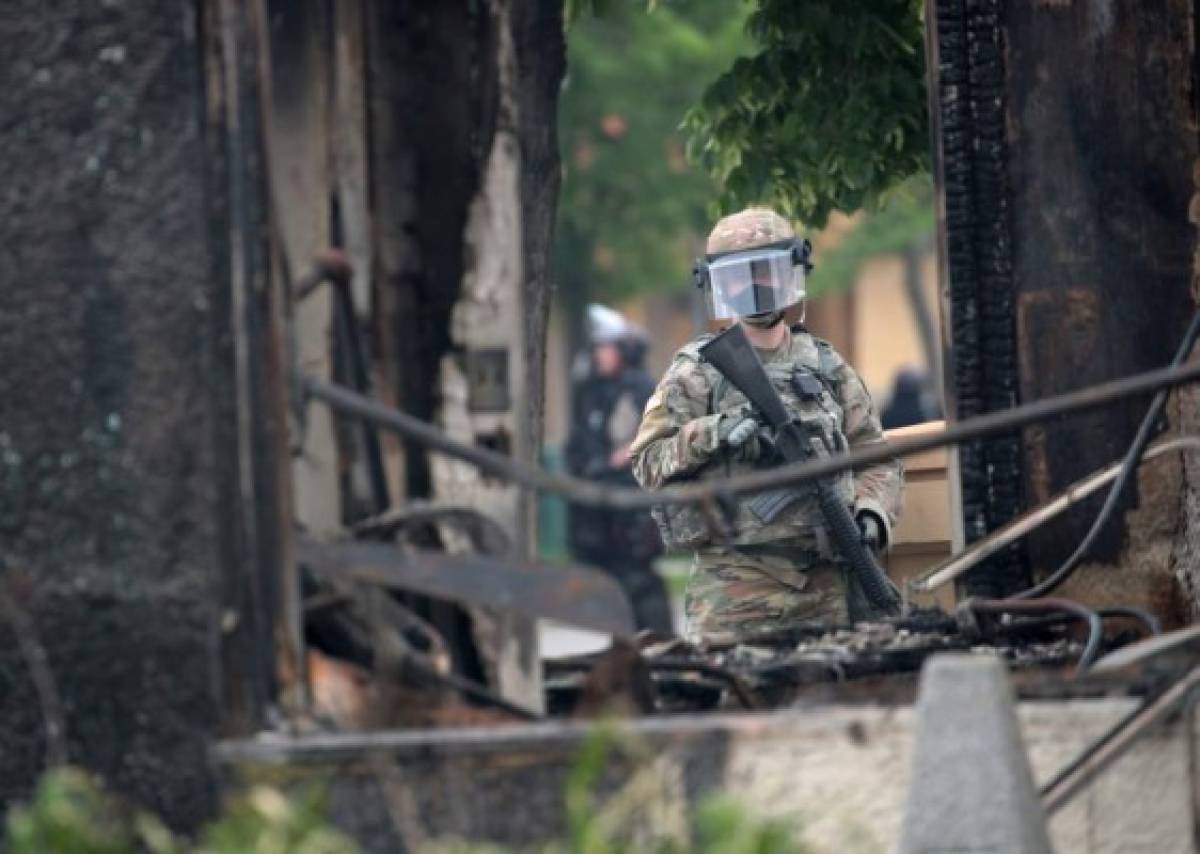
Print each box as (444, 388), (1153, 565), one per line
(833, 358), (904, 547)
(630, 357), (723, 490)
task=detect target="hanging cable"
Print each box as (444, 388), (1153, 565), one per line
(1013, 307), (1200, 600)
(967, 597), (1104, 676)
(910, 435), (1200, 595)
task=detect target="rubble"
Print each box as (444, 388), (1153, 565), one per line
(540, 606), (1142, 717)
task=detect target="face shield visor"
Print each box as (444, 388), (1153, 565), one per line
(696, 240), (810, 321)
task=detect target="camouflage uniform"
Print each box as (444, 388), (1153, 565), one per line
(630, 324), (904, 641)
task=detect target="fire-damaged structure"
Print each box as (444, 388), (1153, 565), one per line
(927, 0), (1200, 611)
(6, 0), (1200, 851)
(0, 0), (569, 830)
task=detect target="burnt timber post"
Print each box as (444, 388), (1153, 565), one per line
(0, 0), (292, 829)
(366, 0), (564, 709)
(926, 0), (1028, 597)
(927, 0), (1200, 612)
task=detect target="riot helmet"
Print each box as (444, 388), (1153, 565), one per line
(693, 207), (811, 325)
(585, 303), (645, 378)
(586, 304), (631, 345)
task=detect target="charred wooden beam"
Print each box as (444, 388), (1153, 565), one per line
(930, 0), (1200, 606)
(927, 0), (1027, 596)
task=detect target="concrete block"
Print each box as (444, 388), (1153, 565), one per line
(900, 654), (1051, 853)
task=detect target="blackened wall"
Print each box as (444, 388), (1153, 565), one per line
(1005, 0), (1197, 572)
(930, 0), (1200, 606)
(0, 0), (260, 828)
(367, 0), (499, 502)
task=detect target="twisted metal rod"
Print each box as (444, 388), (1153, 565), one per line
(303, 356), (1200, 511)
(910, 436), (1200, 594)
(1041, 665), (1200, 814)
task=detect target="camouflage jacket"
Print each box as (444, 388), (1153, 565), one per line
(630, 326), (903, 554)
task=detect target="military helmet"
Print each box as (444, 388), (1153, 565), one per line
(705, 207), (796, 254)
(694, 207), (812, 321)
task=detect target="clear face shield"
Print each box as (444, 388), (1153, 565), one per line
(695, 240), (811, 321)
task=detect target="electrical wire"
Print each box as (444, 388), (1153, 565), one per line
(1097, 606), (1162, 638)
(967, 597), (1104, 676)
(910, 435), (1200, 594)
(1013, 307), (1200, 600)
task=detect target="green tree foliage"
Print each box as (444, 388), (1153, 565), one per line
(682, 0), (928, 227)
(810, 174), (933, 297)
(557, 2), (752, 305)
(559, 0), (930, 307)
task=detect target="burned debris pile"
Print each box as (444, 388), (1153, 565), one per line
(301, 528), (1162, 727)
(285, 255), (1200, 734)
(544, 601), (1158, 717)
(292, 466), (1178, 734)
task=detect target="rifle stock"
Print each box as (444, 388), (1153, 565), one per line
(699, 325), (791, 429)
(700, 325), (815, 464)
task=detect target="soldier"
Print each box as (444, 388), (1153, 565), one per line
(630, 208), (903, 642)
(566, 305), (672, 634)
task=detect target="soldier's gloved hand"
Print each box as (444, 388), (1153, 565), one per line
(856, 511), (884, 553)
(717, 413), (761, 461)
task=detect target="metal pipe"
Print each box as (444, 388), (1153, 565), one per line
(967, 597), (1104, 676)
(910, 436), (1200, 594)
(301, 357), (1200, 511)
(1041, 665), (1200, 815)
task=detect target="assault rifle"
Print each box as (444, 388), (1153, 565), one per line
(699, 324), (900, 617)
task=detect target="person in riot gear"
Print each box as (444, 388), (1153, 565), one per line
(882, 367), (943, 430)
(565, 305), (672, 634)
(629, 207), (904, 641)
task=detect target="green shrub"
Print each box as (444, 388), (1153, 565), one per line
(4, 768), (358, 854)
(4, 767), (150, 854)
(7, 740), (811, 854)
